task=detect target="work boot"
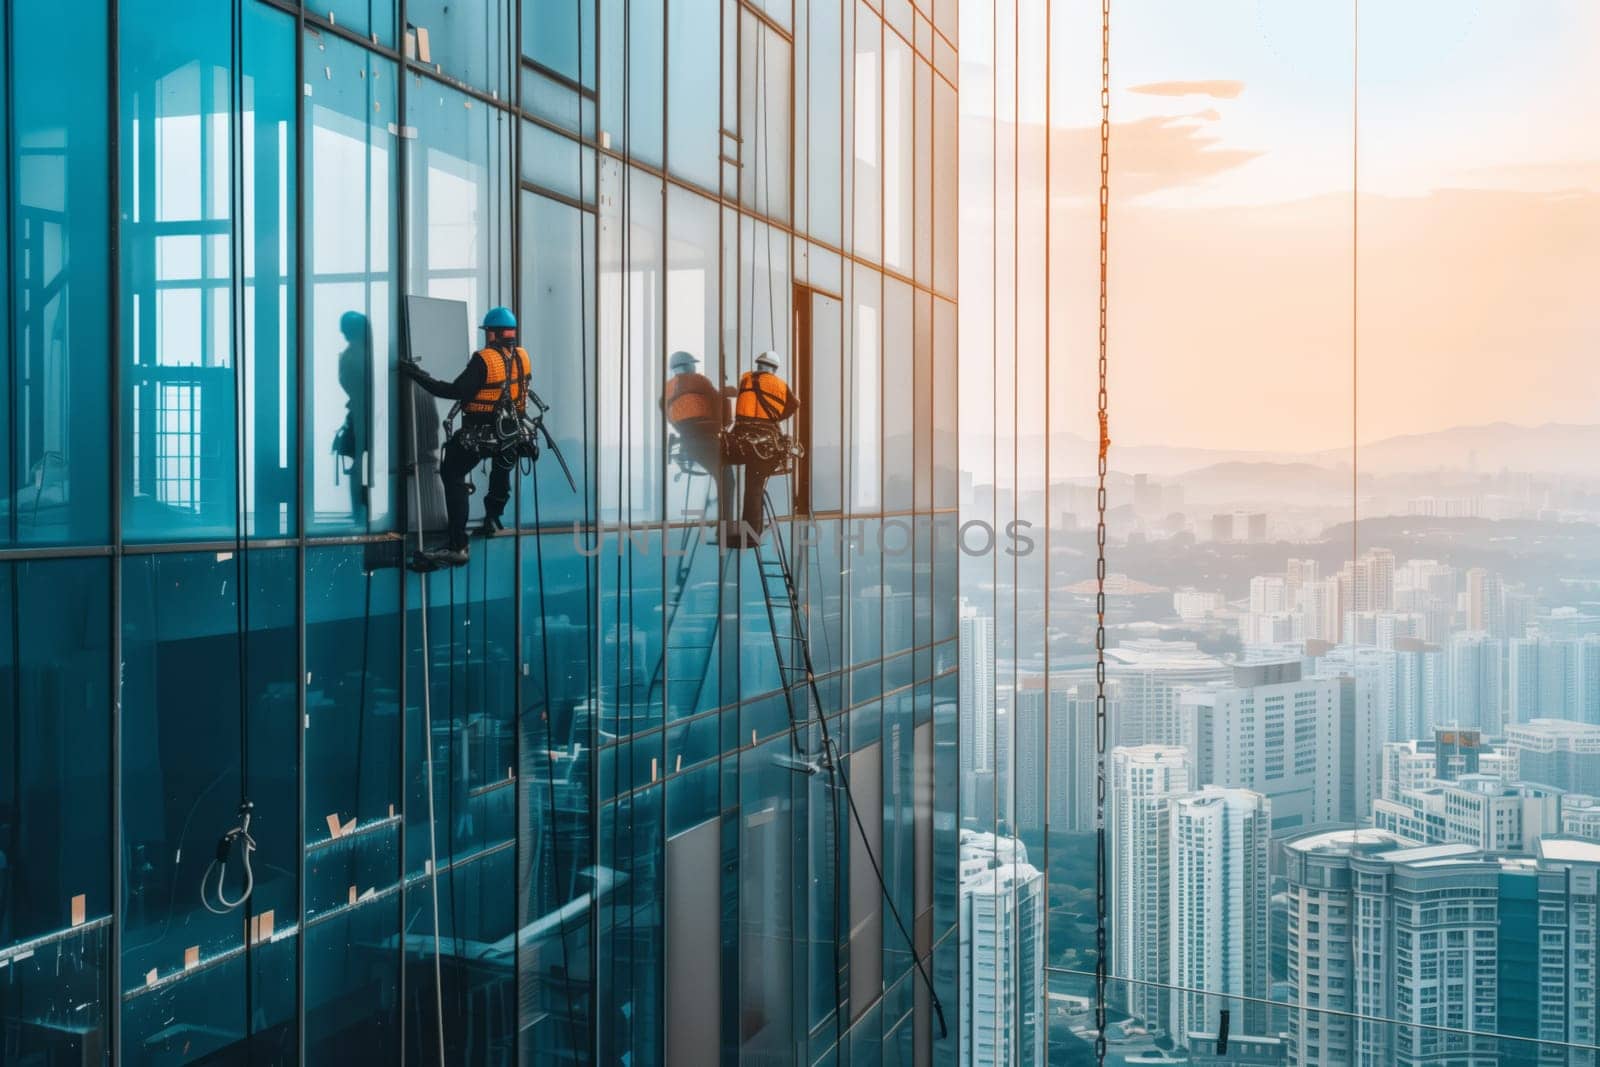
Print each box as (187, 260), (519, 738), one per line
(430, 546), (470, 567)
(475, 515), (505, 538)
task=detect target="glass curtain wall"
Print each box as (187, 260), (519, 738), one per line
(0, 1), (958, 1065)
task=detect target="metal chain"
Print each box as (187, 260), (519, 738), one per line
(1094, 0), (1112, 1064)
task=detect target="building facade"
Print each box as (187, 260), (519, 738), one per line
(1168, 787), (1271, 1046)
(1181, 661), (1340, 834)
(0, 0), (960, 1063)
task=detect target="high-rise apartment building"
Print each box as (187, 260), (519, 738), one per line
(0, 1), (961, 1061)
(1393, 636), (1448, 740)
(1510, 636), (1600, 724)
(1109, 745), (1192, 1030)
(1180, 661), (1339, 833)
(1506, 720), (1600, 794)
(1104, 639), (1230, 748)
(1284, 830), (1600, 1067)
(1371, 774), (1561, 853)
(957, 832), (1046, 1067)
(1167, 788), (1272, 1045)
(1449, 631), (1506, 734)
(1468, 567), (1507, 637)
(1015, 678), (1104, 836)
(961, 607), (997, 818)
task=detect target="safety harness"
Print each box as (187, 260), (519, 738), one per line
(444, 345), (536, 471)
(438, 345), (579, 492)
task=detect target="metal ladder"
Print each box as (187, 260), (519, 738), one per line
(752, 491), (832, 770)
(641, 446), (733, 714)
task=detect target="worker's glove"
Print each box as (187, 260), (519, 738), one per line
(398, 359), (426, 380)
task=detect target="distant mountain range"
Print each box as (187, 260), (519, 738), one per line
(1037, 422), (1600, 478)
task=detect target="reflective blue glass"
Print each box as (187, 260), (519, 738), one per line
(517, 190), (594, 527)
(120, 0), (298, 541)
(410, 0), (511, 97)
(325, 0), (398, 47)
(597, 786), (663, 1067)
(519, 531), (594, 1063)
(119, 547), (299, 1062)
(0, 558), (111, 938)
(666, 0), (720, 191)
(6, 0), (110, 546)
(305, 31), (399, 534)
(523, 0), (596, 88)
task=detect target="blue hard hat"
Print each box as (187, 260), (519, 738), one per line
(481, 306), (517, 330)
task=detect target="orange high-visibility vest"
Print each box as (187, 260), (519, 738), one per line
(463, 346), (531, 414)
(735, 371), (793, 421)
(664, 372), (722, 424)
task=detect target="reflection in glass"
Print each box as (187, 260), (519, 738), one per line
(740, 9), (792, 222)
(306, 31), (397, 533)
(120, 548), (299, 1062)
(6, 0), (110, 546)
(120, 0), (297, 541)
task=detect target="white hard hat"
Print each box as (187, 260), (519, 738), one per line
(755, 350), (781, 373)
(669, 350), (699, 374)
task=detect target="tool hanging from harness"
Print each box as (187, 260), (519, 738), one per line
(442, 344), (578, 491)
(727, 370), (804, 469)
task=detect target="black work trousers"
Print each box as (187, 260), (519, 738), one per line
(440, 419), (511, 549)
(726, 421), (783, 536)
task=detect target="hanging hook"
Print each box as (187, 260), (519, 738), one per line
(200, 800), (257, 915)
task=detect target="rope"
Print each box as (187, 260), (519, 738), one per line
(202, 0), (259, 944)
(1094, 1), (1111, 1064)
(405, 341), (449, 1066)
(1352, 0), (1360, 570)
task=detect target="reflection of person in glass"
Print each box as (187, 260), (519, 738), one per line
(333, 311), (372, 524)
(661, 350), (735, 475)
(723, 350), (800, 547)
(400, 306), (530, 566)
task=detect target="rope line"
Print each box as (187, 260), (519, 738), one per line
(404, 329), (449, 1066)
(1094, 1), (1111, 1063)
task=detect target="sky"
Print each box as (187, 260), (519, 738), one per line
(963, 1), (1600, 455)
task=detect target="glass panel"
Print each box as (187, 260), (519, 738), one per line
(598, 164), (665, 523)
(0, 560), (112, 951)
(523, 0), (596, 87)
(403, 540), (519, 1063)
(931, 74), (955, 296)
(806, 0), (844, 247)
(882, 29), (913, 274)
(323, 0), (397, 47)
(666, 0), (720, 191)
(7, 0), (111, 546)
(852, 3), (881, 261)
(407, 77), (513, 330)
(517, 190), (595, 528)
(597, 787), (664, 1067)
(810, 291), (845, 514)
(741, 736), (797, 1056)
(882, 278), (913, 512)
(914, 54), (932, 286)
(409, 0), (510, 96)
(302, 550), (401, 1062)
(627, 0), (665, 168)
(851, 266), (881, 513)
(519, 531), (594, 1063)
(120, 548), (299, 1061)
(120, 0), (297, 541)
(305, 31), (398, 535)
(740, 9), (791, 222)
(240, 4), (299, 539)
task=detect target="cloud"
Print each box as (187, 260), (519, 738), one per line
(1050, 115), (1263, 199)
(1128, 79), (1245, 100)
